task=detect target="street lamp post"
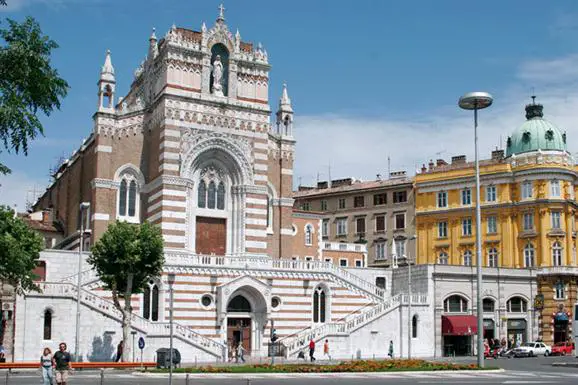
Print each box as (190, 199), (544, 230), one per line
(407, 235), (417, 359)
(168, 273), (176, 385)
(458, 92), (493, 368)
(74, 202), (90, 361)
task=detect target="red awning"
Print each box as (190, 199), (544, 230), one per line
(442, 315), (478, 336)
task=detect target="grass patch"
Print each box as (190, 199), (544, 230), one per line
(149, 359), (486, 374)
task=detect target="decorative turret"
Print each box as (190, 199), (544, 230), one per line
(97, 49), (115, 112)
(148, 28), (158, 60)
(276, 83), (293, 136)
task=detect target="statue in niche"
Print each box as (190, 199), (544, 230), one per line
(211, 55), (224, 97)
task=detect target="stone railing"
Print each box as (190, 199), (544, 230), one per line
(60, 269), (99, 286)
(164, 253), (385, 301)
(34, 282), (225, 358)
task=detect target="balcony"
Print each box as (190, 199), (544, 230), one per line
(322, 242), (367, 253)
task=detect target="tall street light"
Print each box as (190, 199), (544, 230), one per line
(168, 273), (176, 385)
(74, 202), (90, 361)
(407, 235), (417, 359)
(458, 92), (493, 368)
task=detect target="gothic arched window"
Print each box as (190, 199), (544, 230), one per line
(207, 181), (216, 209)
(117, 173), (140, 222)
(305, 224), (313, 246)
(119, 180), (127, 216)
(198, 180), (206, 208)
(142, 281), (160, 321)
(217, 182), (225, 210)
(197, 167), (226, 211)
(128, 181), (137, 217)
(313, 286), (328, 323)
(43, 309), (52, 340)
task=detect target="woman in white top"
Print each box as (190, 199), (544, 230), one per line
(40, 347), (54, 385)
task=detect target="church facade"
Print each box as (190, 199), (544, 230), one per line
(12, 9), (432, 362)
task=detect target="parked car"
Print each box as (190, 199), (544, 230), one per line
(511, 342), (551, 357)
(551, 342), (574, 356)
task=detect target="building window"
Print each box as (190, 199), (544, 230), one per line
(521, 181), (533, 199)
(353, 196), (365, 208)
(322, 219), (329, 238)
(355, 260), (362, 268)
(336, 218), (347, 236)
(301, 202), (311, 211)
(523, 213), (534, 231)
(438, 252), (449, 265)
(483, 298), (495, 313)
(486, 185), (497, 202)
(43, 309), (52, 340)
(551, 180), (561, 197)
(507, 297), (528, 313)
(438, 221), (448, 238)
(551, 211), (561, 229)
(374, 193), (387, 206)
(142, 281), (160, 321)
(198, 180), (226, 211)
(356, 217), (366, 236)
(266, 197), (273, 231)
(463, 250), (472, 266)
(488, 248), (498, 268)
(313, 286), (328, 323)
(375, 241), (386, 260)
(339, 259), (348, 267)
(305, 224), (313, 246)
(395, 239), (405, 257)
(412, 315), (418, 338)
(118, 176), (139, 221)
(207, 181), (216, 208)
(375, 277), (386, 289)
(395, 213), (405, 229)
(437, 191), (448, 208)
(393, 191), (407, 203)
(320, 200), (328, 211)
(552, 242), (563, 266)
(461, 188), (471, 205)
(198, 180), (206, 208)
(555, 281), (565, 300)
(524, 243), (535, 268)
(487, 216), (497, 234)
(462, 218), (472, 236)
(444, 295), (468, 313)
(338, 198), (346, 209)
(375, 215), (386, 232)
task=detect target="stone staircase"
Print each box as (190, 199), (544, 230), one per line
(34, 282), (225, 359)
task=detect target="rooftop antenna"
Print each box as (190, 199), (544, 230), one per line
(298, 176), (302, 187)
(387, 156), (391, 179)
(328, 162), (332, 188)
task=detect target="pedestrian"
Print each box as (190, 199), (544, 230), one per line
(0, 343), (5, 362)
(323, 339), (331, 360)
(236, 341), (245, 363)
(309, 338), (316, 362)
(388, 340), (394, 358)
(40, 347), (54, 385)
(52, 342), (72, 385)
(115, 340), (124, 362)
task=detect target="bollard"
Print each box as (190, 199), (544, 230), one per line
(186, 373), (190, 385)
(100, 368), (104, 385)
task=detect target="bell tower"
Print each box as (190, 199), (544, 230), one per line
(97, 50), (115, 112)
(276, 83), (293, 137)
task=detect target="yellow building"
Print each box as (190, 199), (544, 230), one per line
(415, 100), (578, 345)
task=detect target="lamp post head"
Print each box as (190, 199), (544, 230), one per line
(168, 273), (176, 286)
(80, 202), (91, 210)
(458, 92), (493, 110)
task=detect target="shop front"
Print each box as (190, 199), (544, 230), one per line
(553, 307), (570, 344)
(483, 319), (495, 340)
(442, 315), (478, 356)
(507, 319), (527, 346)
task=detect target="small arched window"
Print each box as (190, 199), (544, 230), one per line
(524, 244), (535, 268)
(142, 281), (160, 321)
(507, 297), (528, 313)
(128, 181), (137, 217)
(198, 180), (206, 208)
(444, 295), (468, 313)
(463, 250), (472, 266)
(438, 252), (449, 265)
(412, 315), (418, 338)
(207, 181), (216, 209)
(305, 224), (313, 246)
(483, 298), (495, 313)
(313, 286), (328, 323)
(217, 182), (225, 210)
(43, 309), (52, 340)
(552, 242), (563, 266)
(117, 174), (140, 222)
(198, 177), (226, 211)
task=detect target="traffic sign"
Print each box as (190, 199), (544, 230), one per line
(138, 337), (145, 350)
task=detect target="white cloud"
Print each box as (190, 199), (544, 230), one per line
(0, 171), (47, 212)
(517, 54), (578, 85)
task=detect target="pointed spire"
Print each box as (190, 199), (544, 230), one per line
(235, 28), (241, 40)
(100, 49), (115, 82)
(202, 22), (207, 33)
(217, 3), (225, 22)
(148, 28), (158, 59)
(279, 82), (292, 111)
(149, 27), (157, 41)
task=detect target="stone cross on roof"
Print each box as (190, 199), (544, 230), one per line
(217, 3), (225, 22)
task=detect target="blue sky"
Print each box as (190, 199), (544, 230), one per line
(2, 0), (578, 209)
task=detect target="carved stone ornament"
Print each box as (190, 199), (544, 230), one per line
(200, 165), (225, 181)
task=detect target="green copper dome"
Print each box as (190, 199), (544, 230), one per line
(506, 101), (567, 157)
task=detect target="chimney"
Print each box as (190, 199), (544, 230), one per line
(428, 159), (434, 171)
(376, 174), (381, 181)
(436, 158), (448, 167)
(451, 155), (466, 165)
(390, 171), (407, 179)
(491, 148), (504, 161)
(421, 164), (427, 173)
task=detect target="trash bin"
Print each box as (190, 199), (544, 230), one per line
(156, 348), (181, 369)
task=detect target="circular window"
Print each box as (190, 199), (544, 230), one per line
(201, 294), (213, 308)
(271, 296), (281, 310)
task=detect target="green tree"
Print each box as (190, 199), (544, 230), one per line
(0, 16), (69, 174)
(88, 221), (164, 362)
(0, 205), (43, 293)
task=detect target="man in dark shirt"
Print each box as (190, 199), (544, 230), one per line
(52, 342), (71, 385)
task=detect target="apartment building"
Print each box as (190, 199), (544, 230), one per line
(293, 172), (415, 266)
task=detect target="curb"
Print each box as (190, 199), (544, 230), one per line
(552, 363), (578, 367)
(132, 368), (505, 378)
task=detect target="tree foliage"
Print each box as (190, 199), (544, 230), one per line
(0, 16), (69, 174)
(0, 205), (43, 293)
(88, 221), (164, 361)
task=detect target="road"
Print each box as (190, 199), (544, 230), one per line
(3, 356), (578, 385)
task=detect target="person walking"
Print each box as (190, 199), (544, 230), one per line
(40, 347), (54, 385)
(115, 340), (124, 362)
(323, 339), (331, 361)
(236, 341), (246, 363)
(309, 338), (316, 362)
(52, 342), (71, 385)
(388, 340), (394, 359)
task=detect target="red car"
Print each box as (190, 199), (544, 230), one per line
(551, 342), (574, 356)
